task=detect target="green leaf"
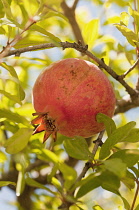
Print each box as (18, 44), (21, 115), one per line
(76, 175), (101, 199)
(30, 25), (61, 42)
(0, 26), (6, 34)
(99, 121), (136, 159)
(25, 174), (56, 195)
(100, 171), (120, 195)
(1, 0), (13, 20)
(135, 204), (139, 210)
(0, 181), (16, 187)
(120, 12), (129, 26)
(109, 149), (139, 167)
(82, 19), (99, 48)
(37, 148), (59, 164)
(128, 7), (139, 34)
(130, 166), (139, 178)
(63, 137), (93, 160)
(0, 151), (7, 163)
(0, 90), (22, 105)
(104, 158), (127, 178)
(115, 24), (138, 46)
(1, 0), (20, 27)
(121, 128), (139, 143)
(4, 128), (32, 154)
(59, 162), (77, 190)
(104, 15), (120, 25)
(121, 170), (135, 190)
(93, 205), (104, 210)
(0, 63), (25, 101)
(76, 170), (120, 199)
(96, 113), (116, 137)
(0, 108), (29, 126)
(120, 196), (130, 210)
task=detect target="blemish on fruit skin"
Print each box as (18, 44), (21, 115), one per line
(70, 70), (77, 78)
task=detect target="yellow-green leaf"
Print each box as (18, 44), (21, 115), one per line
(82, 19), (99, 48)
(120, 12), (129, 26)
(115, 24), (138, 46)
(30, 25), (61, 43)
(0, 151), (7, 163)
(4, 128), (32, 154)
(0, 181), (16, 187)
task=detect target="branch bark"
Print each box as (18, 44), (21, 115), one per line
(3, 41), (139, 105)
(61, 0), (85, 45)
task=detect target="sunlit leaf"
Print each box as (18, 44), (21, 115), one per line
(0, 90), (22, 105)
(0, 26), (6, 34)
(121, 128), (139, 143)
(30, 25), (61, 42)
(93, 205), (104, 210)
(1, 0), (20, 27)
(63, 137), (93, 160)
(115, 24), (138, 46)
(104, 16), (120, 25)
(134, 204), (139, 210)
(104, 158), (127, 178)
(4, 128), (32, 154)
(0, 108), (29, 126)
(96, 113), (116, 137)
(25, 174), (56, 195)
(14, 34), (48, 48)
(0, 181), (16, 187)
(128, 7), (139, 34)
(0, 63), (25, 101)
(36, 148), (59, 164)
(109, 149), (139, 167)
(120, 12), (129, 26)
(1, 0), (14, 20)
(82, 19), (99, 48)
(99, 121), (136, 159)
(59, 162), (77, 190)
(0, 151), (7, 163)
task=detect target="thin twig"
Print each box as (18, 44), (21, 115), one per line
(120, 56), (139, 79)
(92, 130), (105, 158)
(0, 18), (37, 60)
(130, 179), (139, 210)
(75, 130), (105, 183)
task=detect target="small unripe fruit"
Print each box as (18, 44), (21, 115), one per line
(32, 58), (116, 142)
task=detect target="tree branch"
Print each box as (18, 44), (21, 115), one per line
(130, 179), (139, 210)
(3, 40), (139, 109)
(75, 130), (105, 184)
(61, 0), (85, 45)
(120, 56), (139, 79)
(0, 17), (37, 61)
(72, 0), (80, 10)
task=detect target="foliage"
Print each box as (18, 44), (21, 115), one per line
(0, 0), (139, 210)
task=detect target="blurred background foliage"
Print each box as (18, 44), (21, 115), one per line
(0, 0), (139, 209)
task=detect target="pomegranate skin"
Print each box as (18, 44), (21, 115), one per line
(32, 58), (116, 139)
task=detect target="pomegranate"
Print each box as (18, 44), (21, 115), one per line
(32, 58), (116, 142)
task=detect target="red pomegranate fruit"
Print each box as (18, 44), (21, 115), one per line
(32, 58), (116, 142)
